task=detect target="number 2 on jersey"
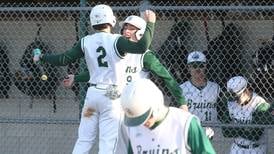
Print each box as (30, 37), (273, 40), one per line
(96, 46), (108, 67)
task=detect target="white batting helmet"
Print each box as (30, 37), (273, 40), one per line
(120, 15), (146, 40)
(121, 79), (166, 127)
(227, 76), (248, 96)
(90, 4), (116, 27)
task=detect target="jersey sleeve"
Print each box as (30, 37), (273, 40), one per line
(41, 40), (84, 66)
(143, 51), (186, 106)
(187, 116), (216, 154)
(237, 103), (269, 141)
(252, 101), (273, 125)
(116, 22), (155, 55)
(74, 70), (90, 82)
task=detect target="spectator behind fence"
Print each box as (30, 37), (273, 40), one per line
(251, 40), (274, 102)
(217, 76), (273, 154)
(154, 20), (189, 105)
(14, 40), (59, 112)
(180, 51), (220, 140)
(157, 20), (189, 83)
(206, 23), (245, 91)
(120, 78), (216, 154)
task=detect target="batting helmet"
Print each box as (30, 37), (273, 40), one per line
(90, 4), (116, 27)
(227, 76), (248, 96)
(120, 15), (146, 40)
(121, 79), (167, 127)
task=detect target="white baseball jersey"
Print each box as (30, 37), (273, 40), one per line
(227, 93), (267, 147)
(123, 52), (149, 84)
(81, 33), (126, 86)
(180, 81), (220, 123)
(125, 107), (193, 154)
(81, 33), (149, 89)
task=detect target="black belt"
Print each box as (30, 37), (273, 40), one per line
(87, 83), (96, 87)
(234, 142), (260, 149)
(87, 83), (117, 90)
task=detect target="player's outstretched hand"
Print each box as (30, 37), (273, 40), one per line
(63, 74), (75, 88)
(141, 10), (156, 23)
(33, 48), (42, 63)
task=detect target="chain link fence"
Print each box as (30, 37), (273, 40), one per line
(0, 1), (273, 153)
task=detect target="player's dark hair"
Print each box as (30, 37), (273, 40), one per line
(246, 83), (254, 94)
(239, 84), (253, 103)
(92, 23), (112, 30)
(120, 23), (140, 35)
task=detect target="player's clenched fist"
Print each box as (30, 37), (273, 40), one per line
(141, 10), (156, 23)
(63, 74), (75, 88)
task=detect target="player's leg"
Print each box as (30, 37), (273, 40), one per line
(72, 87), (100, 154)
(98, 98), (123, 154)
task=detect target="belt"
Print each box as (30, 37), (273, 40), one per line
(234, 142), (260, 149)
(88, 83), (120, 100)
(87, 83), (117, 90)
(87, 83), (96, 87)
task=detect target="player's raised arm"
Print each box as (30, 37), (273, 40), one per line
(33, 41), (84, 66)
(143, 51), (188, 110)
(116, 10), (156, 55)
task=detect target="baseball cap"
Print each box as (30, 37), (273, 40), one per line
(227, 76), (248, 95)
(187, 51), (206, 64)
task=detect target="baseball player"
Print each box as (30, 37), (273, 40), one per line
(64, 15), (188, 111)
(119, 78), (216, 154)
(217, 76), (273, 154)
(33, 4), (156, 154)
(180, 51), (220, 139)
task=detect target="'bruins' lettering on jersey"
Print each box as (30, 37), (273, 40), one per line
(180, 81), (220, 122)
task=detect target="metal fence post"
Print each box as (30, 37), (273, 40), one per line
(78, 0), (88, 119)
